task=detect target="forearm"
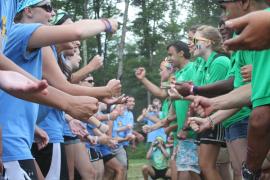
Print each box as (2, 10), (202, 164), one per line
(136, 114), (145, 122)
(212, 84), (251, 110)
(210, 108), (241, 125)
(160, 146), (169, 158)
(146, 115), (160, 123)
(196, 78), (234, 98)
(140, 78), (167, 98)
(150, 121), (164, 131)
(146, 147), (153, 159)
(70, 64), (96, 84)
(117, 126), (128, 132)
(165, 124), (177, 134)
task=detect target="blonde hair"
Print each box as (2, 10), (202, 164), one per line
(197, 25), (225, 54)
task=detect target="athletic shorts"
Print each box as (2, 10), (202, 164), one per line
(3, 159), (38, 180)
(198, 123), (226, 147)
(31, 143), (68, 180)
(112, 147), (127, 168)
(63, 135), (81, 145)
(176, 139), (200, 174)
(88, 148), (102, 162)
(103, 154), (115, 164)
(150, 167), (170, 180)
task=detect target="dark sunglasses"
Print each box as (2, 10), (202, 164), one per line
(86, 79), (94, 84)
(33, 4), (53, 13)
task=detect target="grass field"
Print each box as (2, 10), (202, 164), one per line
(127, 143), (148, 179)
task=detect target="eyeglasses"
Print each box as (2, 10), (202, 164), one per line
(32, 4), (53, 13)
(192, 37), (211, 45)
(85, 79), (94, 84)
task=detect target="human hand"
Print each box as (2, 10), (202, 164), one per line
(135, 67), (146, 80)
(69, 119), (88, 138)
(174, 81), (193, 97)
(142, 125), (152, 133)
(34, 126), (49, 150)
(224, 11), (270, 50)
(187, 95), (215, 117)
(88, 55), (104, 71)
(241, 64), (252, 82)
(0, 71), (48, 95)
(66, 96), (98, 121)
(106, 79), (121, 97)
(187, 117), (210, 133)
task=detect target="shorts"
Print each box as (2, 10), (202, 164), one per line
(3, 160), (38, 179)
(176, 139), (200, 174)
(31, 143), (68, 179)
(87, 148), (102, 162)
(112, 147), (127, 168)
(225, 117), (248, 142)
(199, 123), (226, 147)
(150, 167), (170, 180)
(63, 135), (81, 145)
(103, 154), (115, 164)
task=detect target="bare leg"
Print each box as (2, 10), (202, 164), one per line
(74, 143), (96, 180)
(199, 144), (222, 180)
(142, 165), (155, 180)
(64, 143), (75, 180)
(92, 160), (104, 180)
(246, 106), (270, 173)
(104, 157), (125, 180)
(34, 160), (45, 180)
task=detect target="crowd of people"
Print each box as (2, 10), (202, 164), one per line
(1, 0), (270, 180)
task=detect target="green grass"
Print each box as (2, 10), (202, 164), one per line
(127, 143), (149, 179)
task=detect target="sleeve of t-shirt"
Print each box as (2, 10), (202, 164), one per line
(15, 23), (42, 61)
(208, 57), (231, 83)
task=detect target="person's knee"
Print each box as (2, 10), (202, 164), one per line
(250, 106), (270, 130)
(142, 165), (149, 173)
(199, 159), (216, 171)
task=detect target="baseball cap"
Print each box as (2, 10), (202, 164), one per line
(17, 0), (51, 13)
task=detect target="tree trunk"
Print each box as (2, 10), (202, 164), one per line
(117, 0), (129, 79)
(82, 0), (89, 66)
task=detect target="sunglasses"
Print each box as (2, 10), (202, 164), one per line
(192, 37), (211, 45)
(85, 79), (94, 84)
(33, 4), (53, 13)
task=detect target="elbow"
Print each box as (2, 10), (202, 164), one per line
(73, 28), (84, 40)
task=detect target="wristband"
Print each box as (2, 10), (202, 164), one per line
(107, 114), (111, 121)
(193, 86), (199, 95)
(208, 116), (215, 130)
(101, 19), (112, 33)
(97, 123), (102, 129)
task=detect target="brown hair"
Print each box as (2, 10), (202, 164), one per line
(196, 25), (225, 54)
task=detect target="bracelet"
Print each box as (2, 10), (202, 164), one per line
(208, 116), (215, 130)
(107, 114), (111, 121)
(101, 19), (112, 33)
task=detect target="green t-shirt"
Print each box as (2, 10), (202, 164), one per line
(161, 99), (177, 144)
(200, 51), (231, 86)
(250, 7), (270, 107)
(150, 146), (171, 170)
(192, 57), (205, 86)
(222, 51), (252, 128)
(173, 62), (196, 138)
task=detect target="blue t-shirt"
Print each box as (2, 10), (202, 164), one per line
(122, 110), (134, 146)
(38, 106), (65, 143)
(1, 23), (42, 161)
(143, 112), (167, 143)
(0, 0), (17, 51)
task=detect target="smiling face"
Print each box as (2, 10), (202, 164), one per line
(193, 31), (211, 58)
(27, 2), (55, 25)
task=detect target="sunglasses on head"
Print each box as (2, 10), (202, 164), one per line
(33, 4), (53, 13)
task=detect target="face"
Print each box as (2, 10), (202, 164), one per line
(80, 76), (94, 87)
(126, 97), (135, 110)
(193, 31), (211, 58)
(116, 105), (125, 115)
(66, 48), (82, 70)
(218, 14), (234, 42)
(188, 31), (196, 55)
(152, 99), (161, 111)
(219, 1), (245, 20)
(167, 46), (183, 68)
(29, 2), (55, 25)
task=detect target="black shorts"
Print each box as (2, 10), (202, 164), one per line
(150, 166), (170, 180)
(31, 143), (68, 179)
(198, 123), (226, 147)
(3, 159), (38, 179)
(103, 154), (115, 164)
(88, 147), (102, 162)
